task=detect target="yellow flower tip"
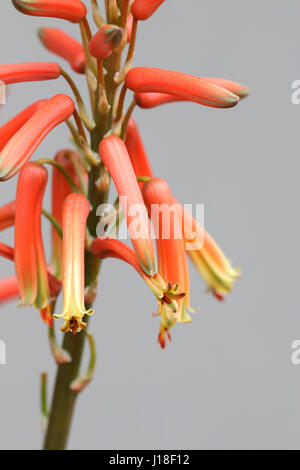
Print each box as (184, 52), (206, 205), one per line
(177, 305), (192, 323)
(161, 286), (196, 325)
(240, 87), (251, 98)
(144, 273), (183, 314)
(160, 293), (178, 314)
(232, 266), (242, 279)
(208, 264), (241, 300)
(188, 303), (199, 315)
(60, 317), (87, 335)
(159, 281), (185, 315)
(54, 307), (93, 334)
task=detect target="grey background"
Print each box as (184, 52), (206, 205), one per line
(0, 0), (299, 450)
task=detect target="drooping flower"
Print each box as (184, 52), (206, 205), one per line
(142, 177), (192, 348)
(89, 25), (123, 60)
(54, 193), (93, 334)
(131, 0), (165, 21)
(38, 28), (86, 74)
(134, 78), (250, 109)
(0, 94), (74, 180)
(99, 136), (157, 277)
(0, 277), (20, 304)
(0, 100), (47, 151)
(124, 119), (240, 300)
(0, 201), (16, 231)
(51, 149), (85, 280)
(12, 0), (87, 23)
(14, 162), (50, 309)
(0, 62), (61, 85)
(125, 118), (154, 188)
(125, 68), (240, 108)
(91, 238), (180, 314)
(179, 203), (241, 299)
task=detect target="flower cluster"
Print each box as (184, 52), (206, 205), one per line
(0, 0), (248, 347)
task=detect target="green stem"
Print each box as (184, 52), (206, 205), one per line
(115, 83), (127, 123)
(37, 159), (79, 193)
(61, 68), (96, 132)
(120, 97), (136, 140)
(42, 209), (63, 239)
(40, 373), (48, 434)
(91, 0), (106, 28)
(43, 253), (98, 450)
(120, 0), (130, 28)
(43, 318), (90, 450)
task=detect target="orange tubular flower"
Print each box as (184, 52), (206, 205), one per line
(12, 0), (87, 23)
(142, 178), (192, 348)
(0, 201), (16, 231)
(125, 68), (240, 108)
(0, 62), (61, 85)
(0, 100), (47, 151)
(125, 118), (153, 188)
(15, 162), (50, 309)
(99, 136), (157, 277)
(178, 203), (241, 300)
(54, 193), (93, 334)
(0, 277), (20, 304)
(124, 120), (240, 300)
(0, 94), (74, 181)
(89, 25), (123, 60)
(131, 0), (165, 21)
(91, 238), (177, 312)
(38, 28), (86, 74)
(134, 79), (250, 109)
(51, 149), (85, 280)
